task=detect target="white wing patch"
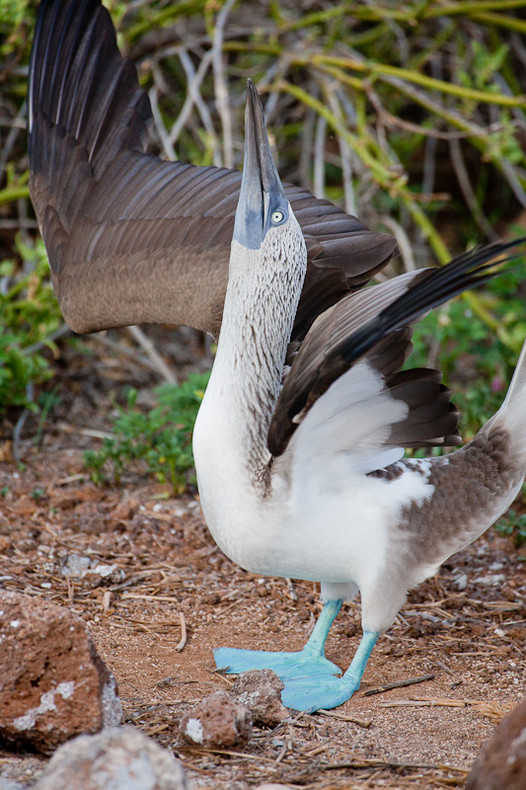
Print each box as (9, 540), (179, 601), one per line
(287, 360), (408, 475)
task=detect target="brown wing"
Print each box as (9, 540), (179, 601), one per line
(268, 242), (519, 457)
(28, 0), (397, 339)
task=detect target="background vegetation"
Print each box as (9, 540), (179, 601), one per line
(1, 1), (526, 523)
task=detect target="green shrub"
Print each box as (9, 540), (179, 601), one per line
(496, 500), (526, 549)
(0, 237), (62, 413)
(83, 371), (210, 494)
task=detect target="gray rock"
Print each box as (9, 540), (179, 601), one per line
(34, 727), (187, 790)
(466, 697), (526, 790)
(60, 554), (93, 577)
(60, 555), (125, 586)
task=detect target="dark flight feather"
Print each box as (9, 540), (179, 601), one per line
(268, 243), (520, 457)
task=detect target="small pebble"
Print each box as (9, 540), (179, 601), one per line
(231, 670), (288, 726)
(254, 785), (297, 790)
(180, 690), (252, 748)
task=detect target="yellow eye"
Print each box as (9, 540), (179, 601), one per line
(271, 209), (285, 224)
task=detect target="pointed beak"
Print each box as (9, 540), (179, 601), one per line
(233, 79), (287, 250)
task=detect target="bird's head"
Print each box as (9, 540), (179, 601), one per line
(233, 80), (304, 266)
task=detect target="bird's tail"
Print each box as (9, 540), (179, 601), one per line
(493, 337), (526, 467)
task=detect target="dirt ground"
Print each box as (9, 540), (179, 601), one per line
(0, 328), (525, 789)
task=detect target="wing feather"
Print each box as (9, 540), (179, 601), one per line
(28, 0), (397, 338)
(269, 242), (521, 458)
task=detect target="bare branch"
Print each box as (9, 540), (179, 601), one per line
(212, 0), (237, 169)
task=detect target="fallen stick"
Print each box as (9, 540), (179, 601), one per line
(175, 612), (187, 652)
(363, 673), (435, 697)
(319, 758), (467, 774)
(317, 709), (372, 728)
(379, 697), (514, 719)
(380, 698), (464, 708)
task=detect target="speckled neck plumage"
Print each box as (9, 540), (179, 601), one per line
(206, 231), (306, 490)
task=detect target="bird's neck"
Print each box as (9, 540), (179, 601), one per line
(204, 235), (306, 488)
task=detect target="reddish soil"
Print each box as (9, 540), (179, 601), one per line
(0, 329), (525, 789)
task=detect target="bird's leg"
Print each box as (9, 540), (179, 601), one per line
(300, 598), (343, 659)
(214, 598), (343, 680)
(280, 630), (380, 713)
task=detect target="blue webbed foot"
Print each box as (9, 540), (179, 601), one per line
(280, 630), (380, 712)
(214, 599), (344, 682)
(213, 603), (379, 714)
(281, 672), (359, 713)
(214, 646), (342, 681)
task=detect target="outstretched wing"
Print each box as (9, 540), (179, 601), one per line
(28, 0), (397, 339)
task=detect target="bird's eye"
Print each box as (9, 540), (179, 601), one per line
(271, 209), (285, 224)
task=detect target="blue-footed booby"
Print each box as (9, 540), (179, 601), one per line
(28, 0), (526, 713)
(194, 82), (526, 712)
